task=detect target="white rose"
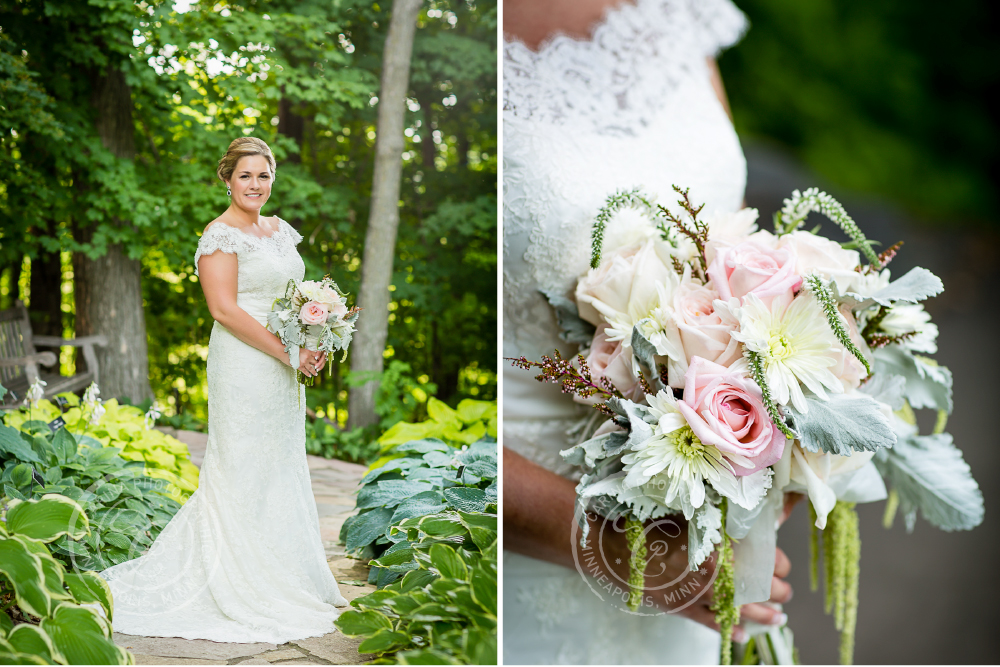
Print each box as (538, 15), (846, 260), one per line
(672, 277), (742, 369)
(778, 231), (860, 294)
(575, 238), (675, 326)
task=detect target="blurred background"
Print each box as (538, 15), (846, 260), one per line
(719, 0), (1000, 662)
(0, 0), (496, 463)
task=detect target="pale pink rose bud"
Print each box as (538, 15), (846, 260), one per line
(300, 301), (329, 325)
(576, 324), (641, 405)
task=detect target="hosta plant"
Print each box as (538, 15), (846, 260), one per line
(3, 395), (199, 502)
(335, 510), (497, 665)
(0, 494), (133, 665)
(0, 422), (183, 572)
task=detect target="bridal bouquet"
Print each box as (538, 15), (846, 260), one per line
(509, 186), (983, 664)
(267, 276), (360, 385)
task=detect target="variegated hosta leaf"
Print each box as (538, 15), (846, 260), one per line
(788, 392), (896, 457)
(874, 432), (984, 532)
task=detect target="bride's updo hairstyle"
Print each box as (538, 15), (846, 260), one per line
(217, 137), (277, 182)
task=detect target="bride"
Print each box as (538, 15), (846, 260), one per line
(503, 0), (795, 663)
(99, 137), (350, 643)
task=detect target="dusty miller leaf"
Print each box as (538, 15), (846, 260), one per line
(539, 289), (597, 346)
(874, 347), (953, 413)
(874, 432), (984, 532)
(788, 393), (896, 456)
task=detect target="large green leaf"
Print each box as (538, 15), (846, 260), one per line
(396, 648), (462, 665)
(40, 603), (130, 665)
(5, 495), (89, 542)
(10, 464), (33, 489)
(49, 429), (77, 466)
(0, 426), (42, 464)
(443, 488), (489, 513)
(4, 625), (56, 664)
(344, 507), (394, 551)
(457, 512), (497, 551)
(63, 572), (115, 622)
(333, 610), (393, 637)
(0, 639), (48, 665)
(14, 539), (72, 603)
(390, 491), (449, 525)
(0, 539), (50, 618)
(429, 544), (468, 581)
(356, 479), (434, 510)
(470, 564), (497, 616)
(357, 630), (410, 654)
(400, 569), (438, 593)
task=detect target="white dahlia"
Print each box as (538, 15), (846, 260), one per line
(728, 292), (843, 413)
(621, 390), (735, 518)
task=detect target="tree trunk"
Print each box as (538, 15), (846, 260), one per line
(278, 92), (305, 164)
(75, 64), (152, 403)
(348, 0), (423, 429)
(29, 249), (64, 338)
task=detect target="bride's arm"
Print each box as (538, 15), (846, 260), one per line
(504, 446), (792, 634)
(197, 250), (320, 377)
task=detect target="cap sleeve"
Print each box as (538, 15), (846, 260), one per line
(278, 218), (303, 245)
(194, 223), (243, 277)
(689, 0), (749, 58)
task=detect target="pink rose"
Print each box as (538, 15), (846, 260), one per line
(676, 357), (786, 476)
(673, 280), (742, 369)
(329, 301), (348, 318)
(578, 324), (641, 404)
(300, 301), (329, 325)
(707, 238), (802, 310)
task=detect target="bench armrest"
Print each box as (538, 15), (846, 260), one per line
(0, 352), (58, 368)
(33, 335), (109, 348)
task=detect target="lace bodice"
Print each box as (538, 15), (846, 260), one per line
(194, 218), (305, 324)
(503, 0), (750, 455)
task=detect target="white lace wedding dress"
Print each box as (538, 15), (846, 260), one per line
(99, 218), (349, 644)
(503, 0), (749, 662)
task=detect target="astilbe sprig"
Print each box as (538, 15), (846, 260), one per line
(865, 331), (918, 350)
(591, 188), (657, 269)
(744, 349), (796, 439)
(711, 499), (739, 666)
(507, 352), (624, 401)
(803, 274), (872, 376)
(776, 188), (880, 266)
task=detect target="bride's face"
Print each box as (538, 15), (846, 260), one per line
(227, 155), (273, 212)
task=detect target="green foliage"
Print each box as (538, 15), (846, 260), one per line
(335, 509), (497, 665)
(375, 398), (497, 455)
(3, 396), (199, 501)
(744, 350), (795, 439)
(720, 0), (999, 227)
(0, 420), (183, 573)
(590, 189), (656, 269)
(776, 189), (879, 264)
(0, 495), (133, 665)
(624, 514), (646, 612)
(2, 0), (496, 421)
(340, 436), (497, 576)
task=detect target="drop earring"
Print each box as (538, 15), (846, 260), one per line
(227, 186), (232, 196)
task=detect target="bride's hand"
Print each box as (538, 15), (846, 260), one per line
(298, 349), (320, 377)
(313, 351), (327, 374)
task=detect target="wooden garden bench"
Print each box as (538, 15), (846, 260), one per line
(0, 300), (107, 407)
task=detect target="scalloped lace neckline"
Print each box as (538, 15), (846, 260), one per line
(211, 219), (286, 243)
(502, 0), (641, 57)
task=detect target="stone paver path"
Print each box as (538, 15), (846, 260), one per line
(114, 429), (374, 665)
